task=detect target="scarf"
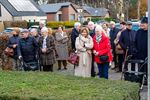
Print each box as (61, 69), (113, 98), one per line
(96, 34), (102, 43)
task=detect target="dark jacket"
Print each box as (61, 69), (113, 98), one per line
(71, 28), (80, 50)
(135, 29), (148, 60)
(119, 29), (137, 55)
(38, 35), (56, 65)
(17, 36), (38, 62)
(7, 35), (20, 59)
(110, 27), (119, 50)
(89, 28), (95, 38)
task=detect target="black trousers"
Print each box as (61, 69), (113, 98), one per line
(43, 65), (53, 72)
(91, 54), (95, 77)
(117, 54), (124, 72)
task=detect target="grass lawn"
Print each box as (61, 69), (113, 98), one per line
(0, 71), (139, 100)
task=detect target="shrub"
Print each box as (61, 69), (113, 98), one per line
(47, 21), (75, 29)
(0, 22), (4, 32)
(12, 21), (28, 28)
(0, 71), (140, 100)
(64, 21), (75, 28)
(3, 21), (12, 29)
(3, 21), (28, 29)
(0, 34), (9, 57)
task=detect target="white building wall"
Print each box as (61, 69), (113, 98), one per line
(0, 3), (13, 21)
(14, 16), (47, 22)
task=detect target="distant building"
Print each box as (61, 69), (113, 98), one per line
(82, 6), (110, 21)
(0, 0), (46, 22)
(40, 2), (78, 21)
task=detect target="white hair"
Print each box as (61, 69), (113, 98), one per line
(74, 22), (81, 28)
(95, 25), (103, 31)
(88, 21), (94, 26)
(41, 27), (48, 33)
(30, 28), (37, 33)
(110, 21), (115, 25)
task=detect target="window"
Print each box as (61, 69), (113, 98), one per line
(56, 14), (62, 21)
(70, 14), (75, 21)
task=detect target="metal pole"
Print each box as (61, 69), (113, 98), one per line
(148, 0), (150, 99)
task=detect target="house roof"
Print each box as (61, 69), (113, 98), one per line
(40, 2), (77, 13)
(0, 0), (46, 16)
(83, 6), (109, 17)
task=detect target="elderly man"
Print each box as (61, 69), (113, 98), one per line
(119, 21), (137, 56)
(18, 29), (39, 71)
(135, 17), (148, 79)
(109, 21), (119, 69)
(71, 22), (81, 50)
(87, 21), (96, 77)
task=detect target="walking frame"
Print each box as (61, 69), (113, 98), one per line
(121, 48), (147, 90)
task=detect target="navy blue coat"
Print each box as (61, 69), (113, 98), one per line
(7, 35), (20, 59)
(135, 29), (148, 60)
(110, 27), (120, 50)
(89, 28), (95, 38)
(119, 29), (137, 55)
(17, 36), (38, 62)
(71, 28), (80, 50)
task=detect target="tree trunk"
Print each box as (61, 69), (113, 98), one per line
(137, 0), (141, 19)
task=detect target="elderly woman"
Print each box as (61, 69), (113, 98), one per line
(75, 28), (93, 77)
(93, 25), (112, 79)
(38, 27), (56, 71)
(102, 22), (110, 38)
(71, 22), (81, 50)
(55, 26), (69, 70)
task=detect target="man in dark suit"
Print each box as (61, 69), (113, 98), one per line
(109, 21), (120, 69)
(135, 17), (148, 76)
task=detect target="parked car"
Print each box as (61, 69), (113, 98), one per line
(29, 25), (39, 31)
(115, 22), (140, 31)
(1, 27), (22, 34)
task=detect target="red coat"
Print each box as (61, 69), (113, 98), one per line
(93, 33), (113, 63)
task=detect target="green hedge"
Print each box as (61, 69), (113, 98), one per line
(47, 21), (75, 29)
(0, 71), (140, 100)
(3, 21), (28, 29)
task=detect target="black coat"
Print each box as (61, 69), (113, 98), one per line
(71, 28), (80, 50)
(135, 29), (148, 60)
(17, 36), (38, 62)
(110, 27), (120, 50)
(119, 29), (136, 55)
(7, 35), (20, 59)
(89, 28), (95, 38)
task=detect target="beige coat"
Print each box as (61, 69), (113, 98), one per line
(75, 35), (93, 77)
(55, 32), (69, 60)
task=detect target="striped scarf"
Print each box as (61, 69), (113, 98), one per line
(96, 34), (102, 43)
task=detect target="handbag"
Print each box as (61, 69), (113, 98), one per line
(4, 47), (14, 57)
(99, 55), (109, 62)
(115, 44), (124, 54)
(68, 52), (79, 66)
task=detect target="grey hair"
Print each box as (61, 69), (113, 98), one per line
(41, 27), (48, 33)
(30, 28), (37, 33)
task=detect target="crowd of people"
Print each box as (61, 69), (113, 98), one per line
(5, 16), (148, 79)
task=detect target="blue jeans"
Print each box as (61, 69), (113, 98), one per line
(97, 62), (109, 79)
